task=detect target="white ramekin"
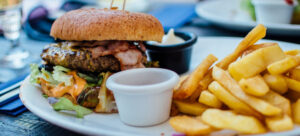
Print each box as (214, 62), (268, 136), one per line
(252, 0), (298, 24)
(106, 68), (179, 126)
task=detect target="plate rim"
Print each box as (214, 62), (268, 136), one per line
(20, 36), (300, 136)
(20, 77), (137, 136)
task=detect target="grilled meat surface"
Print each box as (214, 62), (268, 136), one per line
(41, 41), (146, 73)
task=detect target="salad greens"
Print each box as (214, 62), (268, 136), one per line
(145, 61), (159, 68)
(78, 72), (104, 87)
(52, 66), (73, 86)
(52, 97), (93, 118)
(241, 0), (256, 21)
(30, 64), (104, 118)
(43, 94), (49, 98)
(30, 64), (41, 84)
(30, 64), (57, 85)
(30, 64), (109, 117)
(292, 0), (300, 24)
(30, 64), (103, 87)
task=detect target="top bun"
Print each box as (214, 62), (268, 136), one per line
(50, 8), (164, 42)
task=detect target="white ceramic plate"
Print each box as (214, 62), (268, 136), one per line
(195, 0), (300, 36)
(20, 37), (300, 136)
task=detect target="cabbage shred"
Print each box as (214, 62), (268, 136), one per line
(30, 64), (104, 87)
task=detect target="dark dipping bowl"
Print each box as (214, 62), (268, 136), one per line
(144, 31), (197, 74)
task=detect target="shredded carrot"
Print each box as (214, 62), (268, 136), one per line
(40, 78), (54, 97)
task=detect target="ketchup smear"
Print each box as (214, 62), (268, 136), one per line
(285, 0), (294, 5)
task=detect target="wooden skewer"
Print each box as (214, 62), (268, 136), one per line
(110, 0), (115, 9)
(122, 0), (127, 10)
(110, 0), (126, 10)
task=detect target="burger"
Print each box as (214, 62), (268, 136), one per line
(30, 8), (164, 114)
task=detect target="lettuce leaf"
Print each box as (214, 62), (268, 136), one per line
(53, 66), (73, 86)
(78, 73), (98, 83)
(41, 68), (57, 85)
(30, 64), (42, 84)
(52, 97), (92, 118)
(78, 72), (104, 87)
(74, 105), (94, 118)
(54, 65), (71, 72)
(30, 64), (57, 85)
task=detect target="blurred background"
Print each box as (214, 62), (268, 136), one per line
(0, 0), (198, 83)
(0, 0), (299, 83)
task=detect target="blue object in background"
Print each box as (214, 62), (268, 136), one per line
(0, 74), (28, 116)
(0, 99), (24, 111)
(149, 4), (197, 31)
(0, 73), (28, 92)
(24, 1), (92, 42)
(0, 106), (27, 116)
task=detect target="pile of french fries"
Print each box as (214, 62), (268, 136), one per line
(170, 24), (300, 135)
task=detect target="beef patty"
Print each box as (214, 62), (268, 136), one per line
(41, 41), (146, 73)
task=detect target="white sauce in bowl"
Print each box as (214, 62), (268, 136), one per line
(150, 29), (185, 45)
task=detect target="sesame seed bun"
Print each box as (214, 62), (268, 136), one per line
(50, 8), (164, 42)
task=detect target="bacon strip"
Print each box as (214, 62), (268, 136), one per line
(87, 41), (146, 70)
(89, 41), (131, 58)
(114, 49), (145, 70)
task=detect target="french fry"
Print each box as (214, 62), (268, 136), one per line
(260, 91), (291, 116)
(216, 24), (267, 69)
(239, 75), (269, 96)
(198, 71), (213, 90)
(228, 49), (265, 81)
(243, 43), (286, 65)
(285, 49), (300, 56)
(198, 90), (222, 108)
(201, 109), (266, 134)
(263, 74), (288, 94)
(242, 43), (277, 57)
(169, 24), (300, 135)
(267, 56), (299, 75)
(198, 24), (267, 89)
(228, 44), (285, 81)
(290, 66), (300, 81)
(265, 114), (293, 132)
(173, 75), (188, 91)
(261, 44), (286, 65)
(285, 77), (300, 92)
(292, 99), (300, 124)
(170, 103), (179, 117)
(173, 54), (217, 99)
(169, 115), (214, 135)
(173, 100), (208, 116)
(213, 66), (282, 116)
(186, 86), (202, 102)
(208, 81), (263, 119)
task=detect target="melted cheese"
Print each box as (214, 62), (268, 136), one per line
(41, 71), (86, 101)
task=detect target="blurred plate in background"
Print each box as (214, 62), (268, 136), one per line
(196, 0), (300, 36)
